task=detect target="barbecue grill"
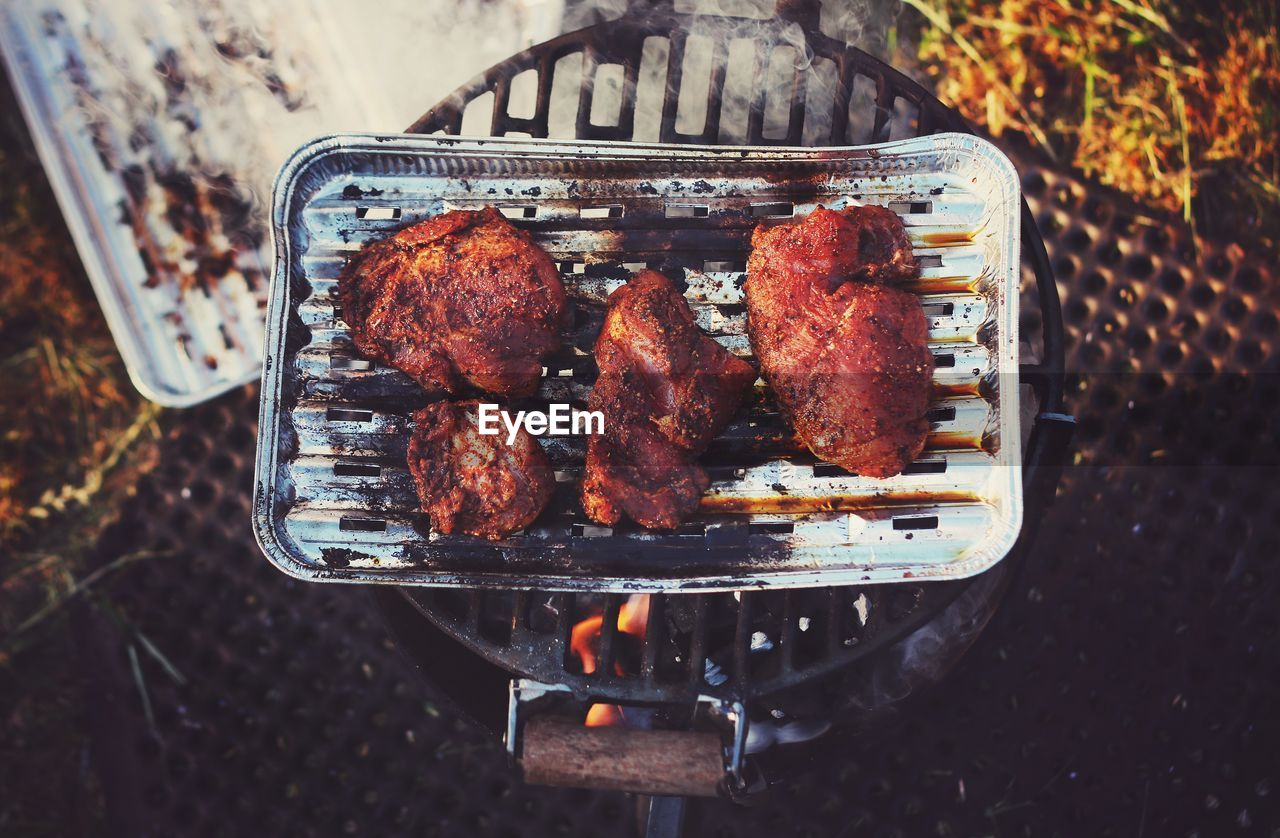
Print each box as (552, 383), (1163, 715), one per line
(259, 0), (1073, 825)
(51, 1), (1276, 825)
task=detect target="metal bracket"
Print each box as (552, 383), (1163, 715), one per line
(695, 694), (750, 790)
(505, 678), (572, 760)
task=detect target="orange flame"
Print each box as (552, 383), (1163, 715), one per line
(570, 614), (608, 675)
(618, 593), (650, 636)
(584, 703), (625, 727)
(570, 594), (650, 726)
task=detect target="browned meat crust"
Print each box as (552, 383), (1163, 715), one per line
(745, 205), (933, 478)
(407, 400), (554, 540)
(338, 206), (566, 397)
(582, 270), (756, 529)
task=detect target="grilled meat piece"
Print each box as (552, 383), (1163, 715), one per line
(339, 206), (565, 397)
(407, 400), (554, 540)
(582, 270), (755, 529)
(746, 205), (933, 478)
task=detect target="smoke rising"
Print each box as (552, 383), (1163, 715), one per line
(535, 0), (915, 145)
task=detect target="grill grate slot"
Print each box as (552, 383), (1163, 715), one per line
(325, 407), (373, 423)
(355, 206), (401, 220)
(328, 354), (373, 372)
(749, 202), (794, 217)
(333, 461), (382, 478)
(749, 521), (794, 534)
(589, 64), (627, 128)
(339, 517), (386, 533)
(892, 515), (940, 531)
(498, 206), (537, 219)
(889, 200), (933, 214)
(902, 459), (948, 475)
(666, 204), (710, 218)
(580, 205), (624, 219)
(927, 406), (957, 423)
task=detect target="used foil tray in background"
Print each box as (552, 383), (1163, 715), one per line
(0, 0), (371, 405)
(254, 133), (1023, 591)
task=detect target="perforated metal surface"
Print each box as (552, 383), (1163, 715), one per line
(81, 152), (1280, 833)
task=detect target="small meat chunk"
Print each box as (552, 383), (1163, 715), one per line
(582, 270), (755, 529)
(407, 400), (554, 540)
(746, 205), (933, 478)
(339, 206), (565, 397)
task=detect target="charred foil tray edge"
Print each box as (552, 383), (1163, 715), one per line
(253, 133), (1023, 592)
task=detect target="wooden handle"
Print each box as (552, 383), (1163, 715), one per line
(519, 717), (724, 798)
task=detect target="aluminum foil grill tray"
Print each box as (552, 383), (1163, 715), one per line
(254, 133), (1022, 591)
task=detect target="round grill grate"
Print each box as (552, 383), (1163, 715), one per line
(393, 0), (1068, 712)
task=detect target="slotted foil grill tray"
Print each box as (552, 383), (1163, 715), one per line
(253, 133), (1022, 591)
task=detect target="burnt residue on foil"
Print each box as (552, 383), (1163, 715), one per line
(58, 23), (270, 297)
(2, 2), (380, 402)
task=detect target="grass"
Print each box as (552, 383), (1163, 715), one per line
(900, 0), (1280, 230)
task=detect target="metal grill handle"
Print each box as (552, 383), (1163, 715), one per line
(519, 717), (725, 797)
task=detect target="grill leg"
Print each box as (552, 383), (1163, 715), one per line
(643, 795), (687, 838)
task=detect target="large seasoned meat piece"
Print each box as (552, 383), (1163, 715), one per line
(407, 400), (554, 540)
(339, 206), (565, 397)
(746, 205), (933, 478)
(582, 270), (755, 530)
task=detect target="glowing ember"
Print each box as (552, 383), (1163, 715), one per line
(570, 594), (650, 726)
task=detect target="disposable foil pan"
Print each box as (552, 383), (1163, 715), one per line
(254, 133), (1022, 591)
(0, 0), (375, 405)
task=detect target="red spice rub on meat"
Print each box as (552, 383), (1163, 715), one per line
(745, 205), (933, 478)
(338, 206), (565, 397)
(582, 270), (756, 530)
(407, 400), (554, 540)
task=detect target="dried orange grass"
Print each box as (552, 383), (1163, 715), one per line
(904, 0), (1279, 220)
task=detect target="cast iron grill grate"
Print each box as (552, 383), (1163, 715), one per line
(384, 0), (1070, 708)
(408, 0), (964, 146)
(397, 584), (943, 705)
